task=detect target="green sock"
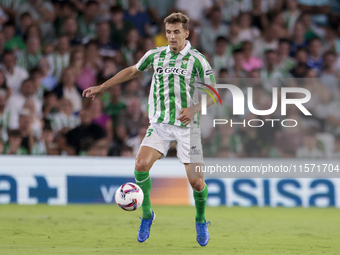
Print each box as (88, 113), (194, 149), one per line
(134, 169), (152, 219)
(193, 184), (208, 223)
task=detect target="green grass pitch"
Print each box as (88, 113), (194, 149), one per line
(0, 205), (339, 255)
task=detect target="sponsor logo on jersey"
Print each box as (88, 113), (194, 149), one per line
(156, 67), (164, 74)
(205, 69), (213, 76)
(188, 146), (201, 155)
(156, 67), (188, 75)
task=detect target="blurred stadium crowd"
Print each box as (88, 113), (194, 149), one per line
(0, 0), (339, 158)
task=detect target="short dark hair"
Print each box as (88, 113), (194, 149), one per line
(60, 1), (76, 11)
(232, 49), (243, 55)
(80, 137), (95, 152)
(219, 68), (228, 74)
(103, 56), (115, 63)
(279, 38), (290, 45)
(21, 78), (34, 87)
(164, 12), (190, 31)
(265, 49), (276, 55)
(3, 50), (15, 58)
(8, 129), (22, 138)
(242, 41), (253, 48)
(29, 67), (42, 77)
(309, 37), (321, 45)
(295, 48), (307, 56)
(43, 122), (53, 132)
(3, 21), (15, 29)
(207, 5), (221, 19)
(20, 12), (32, 20)
(110, 5), (123, 14)
(215, 36), (228, 44)
(85, 39), (98, 49)
(43, 90), (57, 99)
(86, 0), (98, 7)
(96, 21), (110, 29)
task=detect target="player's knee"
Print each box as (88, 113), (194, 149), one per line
(189, 178), (205, 192)
(135, 158), (151, 172)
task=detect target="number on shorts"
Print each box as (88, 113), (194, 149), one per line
(146, 129), (154, 137)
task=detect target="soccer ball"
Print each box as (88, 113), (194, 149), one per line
(115, 182), (144, 211)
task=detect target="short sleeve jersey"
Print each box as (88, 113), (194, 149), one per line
(136, 40), (215, 127)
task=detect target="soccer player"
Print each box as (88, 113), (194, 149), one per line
(83, 12), (216, 246)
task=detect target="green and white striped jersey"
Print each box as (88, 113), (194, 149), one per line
(0, 110), (11, 142)
(50, 112), (80, 133)
(31, 141), (47, 156)
(0, 0), (23, 9)
(136, 40), (215, 128)
(17, 52), (42, 71)
(47, 53), (70, 81)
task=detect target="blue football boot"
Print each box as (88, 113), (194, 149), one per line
(137, 210), (156, 242)
(195, 220), (211, 246)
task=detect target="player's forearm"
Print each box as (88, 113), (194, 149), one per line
(206, 91), (218, 108)
(100, 66), (140, 92)
(192, 86), (218, 115)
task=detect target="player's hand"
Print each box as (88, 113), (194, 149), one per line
(82, 86), (103, 100)
(177, 107), (196, 126)
(177, 108), (190, 125)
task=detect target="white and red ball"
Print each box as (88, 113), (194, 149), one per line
(115, 182), (144, 211)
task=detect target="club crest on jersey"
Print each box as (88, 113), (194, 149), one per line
(182, 60), (188, 65)
(156, 67), (188, 75)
